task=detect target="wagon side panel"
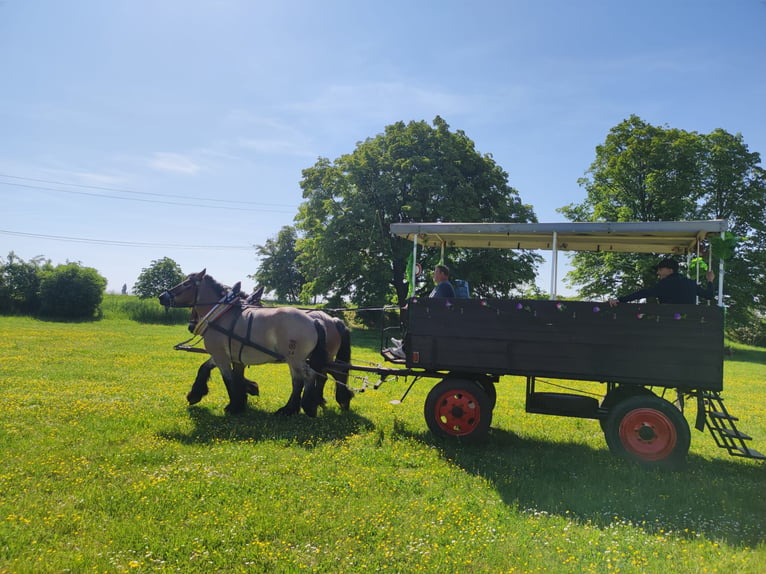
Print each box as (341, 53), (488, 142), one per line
(407, 299), (723, 390)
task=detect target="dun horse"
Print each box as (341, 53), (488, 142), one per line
(186, 287), (352, 410)
(160, 270), (350, 416)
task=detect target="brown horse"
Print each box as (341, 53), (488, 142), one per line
(184, 286), (353, 410)
(159, 270), (333, 416)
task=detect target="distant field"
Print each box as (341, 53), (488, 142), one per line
(0, 313), (764, 573)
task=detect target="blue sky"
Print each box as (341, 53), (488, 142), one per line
(1, 1), (764, 295)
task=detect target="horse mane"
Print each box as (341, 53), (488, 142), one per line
(203, 274), (228, 298)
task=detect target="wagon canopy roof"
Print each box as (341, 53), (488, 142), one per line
(390, 220), (728, 254)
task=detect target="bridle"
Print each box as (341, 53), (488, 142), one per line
(160, 276), (214, 309)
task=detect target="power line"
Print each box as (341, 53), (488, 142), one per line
(0, 229), (254, 250)
(0, 174), (300, 213)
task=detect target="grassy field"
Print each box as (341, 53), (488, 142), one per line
(0, 304), (765, 573)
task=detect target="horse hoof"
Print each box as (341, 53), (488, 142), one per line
(187, 394), (202, 405)
(274, 407), (298, 416)
(225, 403), (247, 415)
(246, 382), (260, 396)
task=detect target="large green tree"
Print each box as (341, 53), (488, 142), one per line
(252, 226), (305, 303)
(295, 117), (538, 308)
(560, 116), (766, 331)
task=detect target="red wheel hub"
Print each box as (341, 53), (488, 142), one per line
(618, 408), (678, 461)
(433, 389), (482, 436)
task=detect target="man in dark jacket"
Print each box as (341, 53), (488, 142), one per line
(608, 258), (716, 306)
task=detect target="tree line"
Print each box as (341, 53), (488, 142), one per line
(3, 115), (764, 343)
(252, 115), (765, 342)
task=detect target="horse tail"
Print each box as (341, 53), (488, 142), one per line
(332, 318), (353, 409)
(333, 318), (351, 363)
(308, 318), (328, 374)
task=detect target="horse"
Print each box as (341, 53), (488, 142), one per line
(159, 270), (333, 416)
(184, 286), (353, 410)
(303, 309), (353, 410)
(186, 286), (263, 405)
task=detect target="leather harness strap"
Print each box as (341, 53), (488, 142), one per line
(207, 319), (285, 362)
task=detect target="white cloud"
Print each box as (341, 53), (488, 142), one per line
(286, 82), (473, 122)
(149, 152), (201, 175)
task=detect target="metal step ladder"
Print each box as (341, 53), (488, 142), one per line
(701, 391), (765, 460)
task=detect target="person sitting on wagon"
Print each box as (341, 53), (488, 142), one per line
(430, 264), (456, 298)
(608, 257), (716, 307)
(387, 264), (456, 359)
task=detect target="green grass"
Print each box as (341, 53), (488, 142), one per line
(101, 294), (189, 324)
(0, 315), (764, 573)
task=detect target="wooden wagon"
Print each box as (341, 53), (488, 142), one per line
(358, 220), (764, 468)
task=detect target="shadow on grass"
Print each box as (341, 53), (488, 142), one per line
(725, 345), (766, 365)
(401, 426), (766, 547)
(159, 403), (376, 447)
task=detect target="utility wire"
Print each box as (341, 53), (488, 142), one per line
(0, 174), (300, 213)
(0, 229), (253, 250)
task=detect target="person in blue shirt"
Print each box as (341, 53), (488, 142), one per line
(608, 258), (716, 307)
(430, 264), (456, 298)
(387, 264), (456, 359)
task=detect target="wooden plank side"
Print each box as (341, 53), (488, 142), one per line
(407, 299), (723, 390)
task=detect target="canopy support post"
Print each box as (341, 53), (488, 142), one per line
(411, 235), (419, 295)
(550, 231), (558, 300)
(717, 231), (725, 307)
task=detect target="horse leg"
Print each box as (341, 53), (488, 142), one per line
(214, 359), (248, 415)
(274, 363), (306, 416)
(299, 363), (320, 417)
(187, 358), (215, 405)
(234, 363), (259, 396)
(315, 373), (328, 407)
(333, 322), (353, 410)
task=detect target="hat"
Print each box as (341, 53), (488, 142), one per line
(656, 258), (679, 272)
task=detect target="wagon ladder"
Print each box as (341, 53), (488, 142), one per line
(701, 391), (765, 460)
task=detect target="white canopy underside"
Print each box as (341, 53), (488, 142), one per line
(390, 220), (728, 254)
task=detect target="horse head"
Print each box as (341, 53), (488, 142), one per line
(185, 281), (263, 333)
(158, 269), (208, 308)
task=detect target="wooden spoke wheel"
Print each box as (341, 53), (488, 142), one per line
(424, 378), (493, 442)
(604, 395), (690, 468)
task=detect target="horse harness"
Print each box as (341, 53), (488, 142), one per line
(179, 283), (286, 363)
(206, 309), (286, 363)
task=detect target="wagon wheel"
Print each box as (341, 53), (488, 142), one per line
(599, 385), (654, 432)
(424, 378), (493, 442)
(478, 380), (497, 410)
(604, 395), (690, 469)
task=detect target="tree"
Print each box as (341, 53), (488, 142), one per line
(295, 117), (539, 308)
(252, 226), (305, 303)
(38, 263), (106, 319)
(560, 116), (766, 334)
(693, 129), (766, 330)
(133, 257), (186, 299)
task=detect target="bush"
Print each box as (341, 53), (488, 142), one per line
(0, 252), (48, 314)
(38, 263), (107, 319)
(727, 319), (766, 347)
